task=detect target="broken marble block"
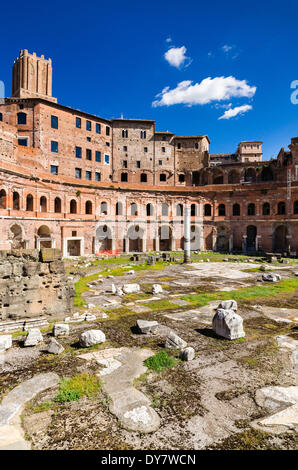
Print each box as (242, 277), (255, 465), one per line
(180, 347), (195, 361)
(217, 299), (237, 311)
(165, 332), (187, 349)
(116, 287), (124, 296)
(47, 337), (64, 355)
(53, 323), (69, 337)
(24, 328), (43, 347)
(136, 319), (159, 334)
(0, 334), (12, 352)
(122, 283), (140, 294)
(152, 284), (163, 295)
(79, 329), (106, 347)
(262, 273), (281, 282)
(212, 308), (245, 340)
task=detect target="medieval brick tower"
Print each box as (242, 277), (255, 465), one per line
(11, 49), (57, 103)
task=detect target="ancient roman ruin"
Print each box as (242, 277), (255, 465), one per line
(0, 50), (297, 451)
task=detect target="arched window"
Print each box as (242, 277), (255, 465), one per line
(121, 172), (128, 182)
(278, 201), (286, 215)
(218, 204), (226, 216)
(54, 197), (61, 213)
(17, 112), (27, 125)
(85, 200), (92, 215)
(146, 203), (153, 216)
(294, 201), (298, 214)
(191, 204), (196, 216)
(40, 196), (47, 213)
(140, 173), (147, 183)
(100, 201), (107, 215)
(26, 194), (33, 211)
(176, 204), (183, 216)
(247, 203), (255, 216)
(233, 203), (240, 216)
(122, 129), (128, 138)
(116, 202), (122, 216)
(131, 202), (138, 216)
(13, 192), (20, 210)
(70, 199), (77, 214)
(262, 202), (270, 216)
(204, 204), (211, 216)
(0, 189), (7, 209)
(162, 203), (168, 216)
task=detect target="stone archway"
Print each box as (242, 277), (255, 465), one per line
(96, 224), (113, 252)
(9, 224), (25, 249)
(159, 225), (172, 251)
(127, 225), (144, 252)
(246, 225), (257, 251)
(273, 225), (288, 252)
(37, 225), (52, 249)
(216, 226), (229, 251)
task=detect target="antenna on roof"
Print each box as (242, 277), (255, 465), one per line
(120, 113), (124, 119)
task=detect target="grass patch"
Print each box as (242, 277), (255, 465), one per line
(32, 401), (53, 413)
(54, 373), (101, 403)
(147, 299), (179, 311)
(144, 350), (176, 372)
(182, 278), (298, 307)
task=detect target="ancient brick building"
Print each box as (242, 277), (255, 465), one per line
(0, 50), (298, 256)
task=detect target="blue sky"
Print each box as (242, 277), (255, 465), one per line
(1, 0), (298, 159)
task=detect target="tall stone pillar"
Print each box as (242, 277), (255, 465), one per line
(229, 234), (233, 253)
(242, 235), (247, 253)
(184, 205), (191, 263)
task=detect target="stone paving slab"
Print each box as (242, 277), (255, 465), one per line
(80, 347), (160, 433)
(0, 372), (59, 450)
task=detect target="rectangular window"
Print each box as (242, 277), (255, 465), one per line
(86, 170), (92, 180)
(86, 149), (92, 160)
(75, 168), (82, 179)
(0, 113), (2, 121)
(18, 138), (28, 146)
(104, 154), (110, 164)
(136, 161), (140, 168)
(144, 147), (148, 152)
(177, 143), (181, 149)
(123, 160), (127, 168)
(106, 142), (110, 147)
(51, 141), (58, 153)
(123, 146), (127, 151)
(106, 126), (110, 136)
(95, 172), (101, 181)
(50, 165), (58, 175)
(86, 120), (91, 131)
(51, 115), (58, 129)
(96, 123), (101, 134)
(95, 151), (101, 162)
(76, 117), (81, 129)
(159, 160), (162, 166)
(75, 146), (82, 158)
(87, 137), (91, 142)
(162, 147), (165, 153)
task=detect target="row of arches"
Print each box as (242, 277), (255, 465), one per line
(203, 201), (298, 217)
(199, 166), (275, 186)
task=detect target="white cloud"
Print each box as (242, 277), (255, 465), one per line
(222, 44), (233, 53)
(218, 104), (252, 120)
(165, 37), (172, 43)
(164, 46), (191, 69)
(152, 76), (256, 107)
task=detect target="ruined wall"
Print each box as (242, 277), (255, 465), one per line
(0, 248), (74, 321)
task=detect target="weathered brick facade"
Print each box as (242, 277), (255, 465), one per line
(0, 50), (298, 257)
